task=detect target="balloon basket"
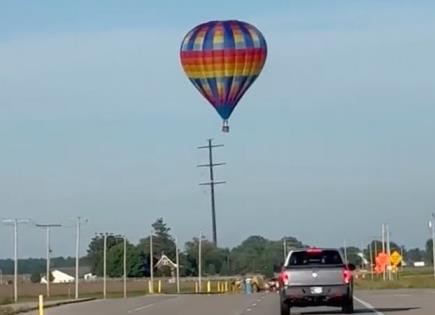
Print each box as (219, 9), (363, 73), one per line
(222, 121), (229, 133)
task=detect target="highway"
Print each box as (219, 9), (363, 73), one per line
(39, 289), (435, 315)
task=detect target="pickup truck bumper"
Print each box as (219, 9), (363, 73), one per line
(281, 285), (351, 307)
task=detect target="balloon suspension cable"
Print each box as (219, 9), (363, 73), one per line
(222, 120), (229, 133)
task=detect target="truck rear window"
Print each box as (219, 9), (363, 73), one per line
(287, 250), (343, 267)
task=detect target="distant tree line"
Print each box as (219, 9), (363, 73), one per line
(1, 218), (433, 278)
(0, 257), (87, 276)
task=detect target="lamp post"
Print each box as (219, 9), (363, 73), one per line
(2, 219), (30, 302)
(35, 224), (61, 297)
(429, 214), (435, 280)
(75, 217), (87, 300)
(175, 237), (180, 294)
(198, 232), (202, 292)
(123, 235), (127, 298)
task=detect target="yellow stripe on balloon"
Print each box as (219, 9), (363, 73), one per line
(185, 68), (262, 78)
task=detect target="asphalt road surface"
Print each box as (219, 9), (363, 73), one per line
(38, 289), (435, 315)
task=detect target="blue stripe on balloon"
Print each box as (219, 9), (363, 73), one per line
(223, 22), (235, 50)
(237, 21), (254, 49)
(203, 21), (217, 50)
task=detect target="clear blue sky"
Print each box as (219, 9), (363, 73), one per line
(1, 0), (435, 258)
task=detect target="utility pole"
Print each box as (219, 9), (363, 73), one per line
(175, 237), (180, 294)
(386, 224), (392, 280)
(198, 232), (202, 292)
(429, 214), (435, 280)
(283, 238), (287, 262)
(150, 231), (154, 293)
(198, 139), (226, 246)
(2, 218), (30, 303)
(75, 217), (86, 299)
(103, 233), (107, 299)
(123, 236), (127, 298)
(369, 241), (374, 280)
(35, 223), (61, 297)
(381, 224), (386, 281)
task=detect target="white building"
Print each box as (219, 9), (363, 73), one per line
(41, 269), (74, 284)
(41, 266), (93, 284)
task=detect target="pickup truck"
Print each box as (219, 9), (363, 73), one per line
(279, 248), (355, 314)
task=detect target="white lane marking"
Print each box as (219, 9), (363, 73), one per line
(252, 303), (257, 306)
(354, 296), (384, 315)
(393, 294), (411, 297)
(246, 308), (252, 312)
(127, 303), (155, 314)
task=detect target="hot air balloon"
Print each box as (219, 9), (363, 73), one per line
(180, 20), (267, 132)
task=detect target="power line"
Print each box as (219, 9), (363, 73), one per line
(197, 139), (226, 246)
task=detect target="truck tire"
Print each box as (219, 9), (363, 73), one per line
(280, 301), (290, 315)
(341, 296), (354, 314)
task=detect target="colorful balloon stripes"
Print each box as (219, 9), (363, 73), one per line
(180, 20), (267, 132)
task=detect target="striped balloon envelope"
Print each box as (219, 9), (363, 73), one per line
(180, 20), (267, 132)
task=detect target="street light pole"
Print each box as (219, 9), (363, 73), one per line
(74, 217), (86, 299)
(369, 240), (374, 280)
(2, 219), (29, 303)
(175, 237), (180, 294)
(103, 233), (107, 299)
(386, 224), (392, 281)
(381, 224), (386, 281)
(36, 224), (61, 298)
(430, 214), (435, 280)
(150, 232), (154, 293)
(198, 232), (202, 292)
(283, 238), (287, 262)
(123, 236), (127, 298)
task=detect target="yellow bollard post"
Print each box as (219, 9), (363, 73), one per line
(195, 281), (198, 293)
(225, 281), (229, 292)
(148, 280), (154, 294)
(207, 281), (211, 293)
(38, 295), (44, 315)
(158, 280), (162, 294)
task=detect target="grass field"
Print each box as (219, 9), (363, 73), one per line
(0, 277), (243, 305)
(355, 266), (435, 289)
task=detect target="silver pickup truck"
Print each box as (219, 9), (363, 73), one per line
(279, 248), (355, 314)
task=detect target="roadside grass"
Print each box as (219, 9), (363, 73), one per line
(0, 307), (14, 315)
(355, 273), (435, 290)
(0, 279), (235, 306)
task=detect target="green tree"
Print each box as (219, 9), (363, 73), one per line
(137, 218), (176, 276)
(230, 235), (295, 277)
(107, 241), (143, 277)
(87, 234), (124, 276)
(184, 237), (228, 276)
(406, 248), (424, 263)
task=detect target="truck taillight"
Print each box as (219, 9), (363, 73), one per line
(279, 271), (289, 287)
(343, 269), (352, 284)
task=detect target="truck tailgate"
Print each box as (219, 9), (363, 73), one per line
(286, 267), (344, 286)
